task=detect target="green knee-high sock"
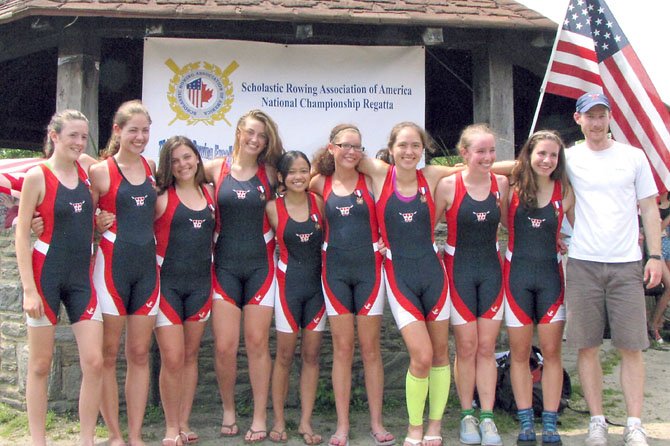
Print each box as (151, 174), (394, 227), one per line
(406, 370), (429, 427)
(428, 365), (451, 420)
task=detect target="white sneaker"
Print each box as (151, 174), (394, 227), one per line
(585, 419), (608, 446)
(459, 415), (481, 445)
(479, 419), (503, 446)
(623, 424), (648, 446)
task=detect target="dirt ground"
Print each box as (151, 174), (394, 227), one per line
(6, 340), (670, 446)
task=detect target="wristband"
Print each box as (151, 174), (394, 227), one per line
(648, 254), (661, 260)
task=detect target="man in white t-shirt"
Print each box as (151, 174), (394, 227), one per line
(565, 92), (662, 446)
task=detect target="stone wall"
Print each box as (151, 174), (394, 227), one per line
(0, 221), (411, 412)
(0, 217), (510, 413)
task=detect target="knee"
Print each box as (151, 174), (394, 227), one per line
(301, 349), (320, 368)
(359, 341), (381, 365)
(333, 340), (355, 362)
(161, 352), (184, 372)
(215, 340), (237, 360)
(539, 343), (561, 363)
(510, 346), (532, 364)
(102, 345), (120, 367)
(126, 344), (150, 367)
(275, 347), (295, 368)
(456, 339), (477, 361)
(410, 350), (433, 376)
(476, 339), (496, 358)
(30, 356), (54, 378)
(183, 348), (199, 367)
(245, 334), (270, 356)
(81, 353), (104, 376)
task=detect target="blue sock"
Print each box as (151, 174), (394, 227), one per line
(518, 408), (534, 432)
(542, 410), (558, 432)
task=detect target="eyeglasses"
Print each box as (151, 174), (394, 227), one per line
(334, 143), (365, 152)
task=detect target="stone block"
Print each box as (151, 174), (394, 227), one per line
(0, 282), (23, 312)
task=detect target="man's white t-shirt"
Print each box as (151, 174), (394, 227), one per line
(566, 141), (657, 263)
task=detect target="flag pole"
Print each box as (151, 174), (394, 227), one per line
(529, 0), (571, 137)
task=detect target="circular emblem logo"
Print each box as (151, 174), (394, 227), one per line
(166, 59), (238, 126)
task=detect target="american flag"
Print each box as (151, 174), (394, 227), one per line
(187, 78), (204, 108)
(543, 0), (670, 191)
(0, 158), (43, 198)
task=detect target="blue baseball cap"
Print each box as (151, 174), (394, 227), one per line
(576, 92), (611, 113)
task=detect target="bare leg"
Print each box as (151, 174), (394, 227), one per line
(508, 325), (534, 410)
(329, 314), (355, 439)
(125, 315), (156, 446)
(155, 324), (185, 442)
(71, 320), (104, 446)
(179, 320), (206, 436)
(453, 322), (478, 410)
(211, 299), (241, 432)
(537, 322), (565, 411)
(298, 329), (324, 443)
(100, 314), (126, 446)
(271, 331), (299, 438)
(243, 304), (274, 438)
(619, 348), (645, 418)
(578, 346), (604, 416)
(26, 325), (56, 446)
(475, 318), (502, 411)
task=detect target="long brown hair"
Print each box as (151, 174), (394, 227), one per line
(313, 124), (362, 176)
(44, 110), (89, 158)
(511, 130), (568, 209)
(103, 100), (152, 158)
(233, 109), (284, 167)
(155, 136), (207, 193)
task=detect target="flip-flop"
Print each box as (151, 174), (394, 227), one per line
(402, 438), (422, 446)
(328, 434), (349, 446)
(162, 435), (182, 446)
(245, 429), (268, 444)
(421, 435), (442, 446)
(269, 430), (288, 444)
(220, 423), (240, 437)
(370, 431), (396, 446)
(180, 431), (199, 444)
(299, 431), (323, 445)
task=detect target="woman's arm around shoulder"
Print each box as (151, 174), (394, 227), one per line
(309, 174), (325, 197)
(433, 175), (457, 223)
(154, 189), (169, 221)
(422, 164), (464, 193)
(357, 157), (389, 199)
(496, 174), (510, 227)
(265, 199), (278, 231)
(313, 193), (325, 216)
(89, 160), (111, 202)
(562, 181), (575, 219)
(204, 157), (225, 185)
(78, 153), (99, 173)
(265, 163), (278, 188)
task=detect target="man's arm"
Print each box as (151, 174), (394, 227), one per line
(639, 195), (662, 288)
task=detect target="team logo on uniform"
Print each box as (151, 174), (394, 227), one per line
(473, 211), (490, 222)
(528, 217), (545, 228)
(233, 189), (250, 199)
(312, 315), (321, 324)
(432, 307), (440, 315)
(198, 311), (207, 318)
(132, 195), (148, 206)
(145, 301), (154, 308)
(547, 310), (555, 317)
(336, 205), (354, 216)
(85, 306), (95, 315)
(354, 189), (364, 205)
(69, 200), (85, 213)
(190, 218), (206, 229)
(399, 211), (417, 223)
(491, 305), (499, 312)
(254, 295), (263, 302)
(297, 232), (314, 243)
(364, 303), (372, 310)
(165, 58), (238, 126)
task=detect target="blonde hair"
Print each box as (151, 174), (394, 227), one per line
(233, 110), (284, 167)
(103, 100), (152, 158)
(456, 123), (496, 156)
(44, 110), (89, 158)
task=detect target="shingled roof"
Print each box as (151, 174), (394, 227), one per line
(0, 0), (555, 30)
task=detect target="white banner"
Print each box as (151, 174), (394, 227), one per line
(142, 38), (425, 162)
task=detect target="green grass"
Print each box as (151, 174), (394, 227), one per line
(0, 148), (38, 159)
(600, 349), (621, 375)
(430, 155), (463, 166)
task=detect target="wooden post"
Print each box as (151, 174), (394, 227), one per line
(56, 29), (100, 157)
(472, 42), (515, 160)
